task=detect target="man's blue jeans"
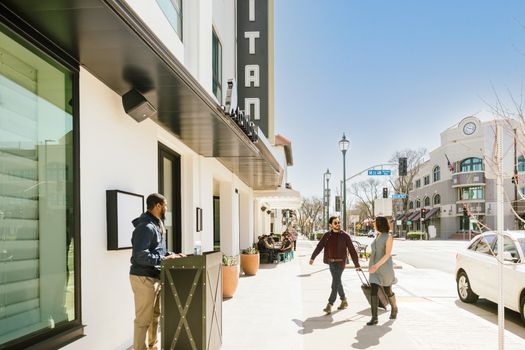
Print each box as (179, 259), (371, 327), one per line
(328, 262), (345, 305)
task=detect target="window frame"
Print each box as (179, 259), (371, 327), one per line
(460, 157), (484, 172)
(416, 200), (421, 208)
(415, 179), (421, 188)
(433, 194), (441, 205)
(156, 0), (183, 41)
(518, 155), (525, 172)
(0, 20), (83, 350)
(423, 175), (430, 186)
(424, 196), (430, 207)
(212, 28), (223, 103)
(433, 166), (441, 182)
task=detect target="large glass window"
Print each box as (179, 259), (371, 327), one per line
(460, 157), (483, 172)
(433, 194), (441, 205)
(416, 200), (421, 208)
(424, 196), (430, 207)
(518, 156), (525, 172)
(459, 186), (484, 200)
(423, 175), (430, 186)
(212, 29), (222, 103)
(433, 166), (440, 182)
(0, 28), (77, 346)
(157, 0), (183, 40)
(415, 179), (421, 188)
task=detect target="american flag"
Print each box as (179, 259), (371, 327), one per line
(445, 154), (454, 172)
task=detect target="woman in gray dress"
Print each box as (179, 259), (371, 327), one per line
(367, 216), (398, 325)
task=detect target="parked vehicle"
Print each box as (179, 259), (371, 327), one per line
(455, 230), (525, 325)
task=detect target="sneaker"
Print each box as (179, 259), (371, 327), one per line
(337, 299), (348, 310)
(323, 303), (332, 314)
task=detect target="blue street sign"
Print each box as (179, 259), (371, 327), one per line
(368, 169), (392, 176)
(391, 193), (407, 199)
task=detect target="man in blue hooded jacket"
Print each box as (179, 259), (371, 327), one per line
(130, 193), (184, 350)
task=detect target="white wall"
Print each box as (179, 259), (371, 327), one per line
(64, 68), (254, 349)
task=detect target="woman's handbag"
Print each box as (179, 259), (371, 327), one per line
(357, 269), (389, 309)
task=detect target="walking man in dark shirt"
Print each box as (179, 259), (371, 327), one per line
(129, 193), (185, 350)
(309, 216), (361, 314)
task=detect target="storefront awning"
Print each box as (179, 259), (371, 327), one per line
(1, 0), (282, 189)
(254, 187), (302, 210)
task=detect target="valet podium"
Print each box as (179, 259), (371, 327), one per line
(160, 252), (222, 350)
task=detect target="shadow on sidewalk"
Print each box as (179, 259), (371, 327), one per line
(297, 267), (329, 277)
(292, 313), (352, 334)
(454, 299), (525, 339)
(351, 319), (394, 349)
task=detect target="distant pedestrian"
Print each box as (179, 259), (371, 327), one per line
(309, 216), (361, 314)
(366, 216), (398, 326)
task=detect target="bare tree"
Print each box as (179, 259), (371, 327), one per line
(350, 178), (381, 217)
(388, 148), (428, 213)
(296, 196), (323, 234)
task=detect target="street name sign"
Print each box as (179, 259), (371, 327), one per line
(391, 193), (407, 199)
(368, 169), (391, 176)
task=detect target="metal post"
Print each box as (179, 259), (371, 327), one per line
(496, 123), (505, 350)
(342, 152), (347, 230)
(326, 176), (330, 230)
(322, 173), (326, 230)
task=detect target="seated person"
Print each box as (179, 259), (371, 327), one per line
(260, 235), (279, 263)
(280, 234), (293, 253)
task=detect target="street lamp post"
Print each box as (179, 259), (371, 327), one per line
(339, 133), (349, 231)
(324, 169), (331, 230)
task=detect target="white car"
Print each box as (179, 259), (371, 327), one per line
(455, 231), (525, 325)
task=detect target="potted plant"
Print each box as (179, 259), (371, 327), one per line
(222, 255), (239, 298)
(240, 246), (260, 276)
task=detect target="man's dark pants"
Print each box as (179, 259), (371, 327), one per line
(328, 262), (345, 304)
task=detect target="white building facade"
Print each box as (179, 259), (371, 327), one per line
(0, 0), (299, 349)
(403, 116), (521, 239)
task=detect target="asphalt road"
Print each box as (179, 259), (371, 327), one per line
(352, 236), (467, 274)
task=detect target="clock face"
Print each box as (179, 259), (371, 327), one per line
(463, 122), (476, 135)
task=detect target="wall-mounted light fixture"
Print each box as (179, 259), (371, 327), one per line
(266, 210), (271, 215)
(122, 89), (157, 122)
(261, 206), (267, 212)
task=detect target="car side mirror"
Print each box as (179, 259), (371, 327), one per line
(502, 251), (518, 263)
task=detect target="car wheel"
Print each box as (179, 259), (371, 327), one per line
(457, 271), (479, 303)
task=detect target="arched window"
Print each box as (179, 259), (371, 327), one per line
(424, 196), (430, 207)
(409, 201), (413, 209)
(518, 156), (525, 172)
(433, 166), (441, 182)
(416, 200), (421, 208)
(433, 194), (441, 205)
(460, 157), (483, 172)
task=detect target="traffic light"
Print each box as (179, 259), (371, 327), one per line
(399, 157), (408, 176)
(462, 204), (468, 217)
(382, 187), (388, 198)
(420, 208), (427, 219)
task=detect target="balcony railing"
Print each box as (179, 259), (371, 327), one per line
(452, 171), (485, 187)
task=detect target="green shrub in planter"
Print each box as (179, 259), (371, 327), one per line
(315, 232), (325, 240)
(407, 231), (426, 240)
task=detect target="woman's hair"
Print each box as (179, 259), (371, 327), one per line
(375, 216), (390, 233)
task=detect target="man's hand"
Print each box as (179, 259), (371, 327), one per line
(309, 259), (314, 265)
(165, 253), (178, 259)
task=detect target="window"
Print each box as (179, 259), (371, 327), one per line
(212, 29), (222, 103)
(459, 186), (484, 200)
(521, 187), (525, 196)
(157, 0), (183, 40)
(416, 200), (421, 208)
(519, 156), (525, 172)
(424, 197), (430, 207)
(433, 166), (440, 182)
(415, 179), (421, 188)
(460, 157), (483, 172)
(472, 234), (496, 255)
(423, 175), (430, 186)
(0, 28), (79, 347)
(408, 201), (413, 209)
(433, 194), (441, 205)
(492, 236), (520, 261)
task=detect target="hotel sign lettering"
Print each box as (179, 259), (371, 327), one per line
(237, 0), (270, 137)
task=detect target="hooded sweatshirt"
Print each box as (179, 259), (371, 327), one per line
(129, 211), (169, 279)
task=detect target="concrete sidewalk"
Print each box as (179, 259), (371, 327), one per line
(222, 238), (525, 349)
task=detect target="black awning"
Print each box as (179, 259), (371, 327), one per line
(1, 0), (281, 189)
(423, 207), (440, 221)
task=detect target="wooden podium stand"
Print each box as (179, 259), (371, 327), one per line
(160, 251), (222, 350)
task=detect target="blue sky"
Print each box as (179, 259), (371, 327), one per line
(274, 0), (525, 198)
